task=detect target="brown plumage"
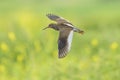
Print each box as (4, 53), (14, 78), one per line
(43, 14), (84, 58)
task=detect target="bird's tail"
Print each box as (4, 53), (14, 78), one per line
(73, 28), (84, 34)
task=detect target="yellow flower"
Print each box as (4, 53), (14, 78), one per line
(92, 55), (100, 63)
(15, 11), (37, 27)
(0, 65), (6, 73)
(91, 39), (98, 46)
(110, 42), (118, 50)
(8, 32), (16, 41)
(17, 54), (24, 62)
(1, 42), (8, 51)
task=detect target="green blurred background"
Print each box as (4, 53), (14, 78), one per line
(0, 0), (120, 80)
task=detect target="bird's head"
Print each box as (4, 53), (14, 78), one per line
(43, 23), (58, 30)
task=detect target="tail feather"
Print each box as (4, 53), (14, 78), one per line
(73, 28), (84, 34)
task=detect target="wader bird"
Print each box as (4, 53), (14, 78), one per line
(43, 14), (84, 58)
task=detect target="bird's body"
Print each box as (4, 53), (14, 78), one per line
(43, 14), (84, 58)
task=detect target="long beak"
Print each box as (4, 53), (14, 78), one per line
(42, 27), (49, 30)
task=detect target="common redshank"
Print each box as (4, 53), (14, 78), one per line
(43, 14), (84, 58)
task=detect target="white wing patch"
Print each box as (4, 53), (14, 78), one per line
(63, 23), (74, 28)
(67, 30), (73, 51)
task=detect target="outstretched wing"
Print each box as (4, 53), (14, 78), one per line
(46, 14), (71, 24)
(58, 29), (73, 58)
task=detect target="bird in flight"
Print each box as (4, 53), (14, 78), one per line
(43, 14), (84, 58)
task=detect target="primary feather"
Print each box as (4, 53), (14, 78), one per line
(46, 14), (71, 24)
(58, 29), (73, 58)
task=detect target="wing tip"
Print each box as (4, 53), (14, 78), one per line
(46, 13), (52, 16)
(58, 52), (68, 59)
(58, 55), (66, 59)
(46, 13), (56, 17)
(46, 13), (60, 19)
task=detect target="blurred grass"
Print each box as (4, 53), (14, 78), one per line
(0, 0), (120, 80)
